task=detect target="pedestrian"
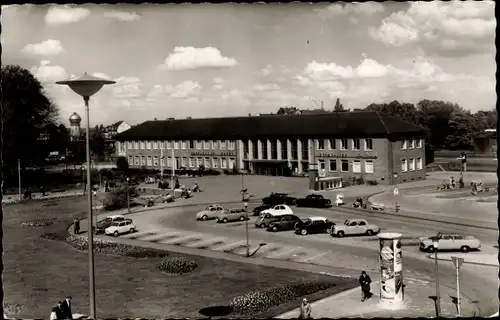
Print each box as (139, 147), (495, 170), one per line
(61, 295), (73, 319)
(50, 306), (58, 320)
(40, 185), (46, 196)
(74, 218), (80, 235)
(299, 297), (311, 319)
(359, 271), (372, 302)
(56, 301), (64, 320)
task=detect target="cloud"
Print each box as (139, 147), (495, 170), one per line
(220, 89), (253, 106)
(103, 10), (141, 22)
(257, 64), (274, 77)
(91, 72), (112, 80)
(30, 60), (68, 83)
(319, 2), (385, 18)
(22, 39), (65, 56)
(159, 46), (239, 71)
(369, 1), (495, 56)
(213, 77), (225, 84)
(148, 81), (203, 100)
(253, 83), (281, 91)
(212, 77), (225, 90)
(45, 5), (91, 25)
(112, 76), (142, 99)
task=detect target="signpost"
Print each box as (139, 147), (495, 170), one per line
(393, 187), (399, 212)
(451, 256), (464, 316)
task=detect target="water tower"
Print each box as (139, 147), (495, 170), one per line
(69, 112), (82, 141)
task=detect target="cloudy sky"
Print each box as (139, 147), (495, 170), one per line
(1, 1), (496, 126)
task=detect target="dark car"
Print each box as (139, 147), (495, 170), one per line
(294, 217), (335, 236)
(267, 215), (302, 232)
(262, 192), (297, 206)
(252, 203), (273, 216)
(295, 194), (332, 208)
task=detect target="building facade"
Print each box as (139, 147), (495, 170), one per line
(115, 112), (427, 189)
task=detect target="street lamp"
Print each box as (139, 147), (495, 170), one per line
(126, 177), (130, 214)
(393, 173), (399, 212)
(244, 201), (249, 257)
(430, 234), (442, 318)
(56, 73), (115, 320)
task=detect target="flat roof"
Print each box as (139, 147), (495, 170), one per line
(115, 112), (427, 141)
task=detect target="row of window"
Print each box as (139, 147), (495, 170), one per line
(123, 140), (236, 151)
(401, 157), (424, 172)
(401, 138), (423, 150)
(128, 155), (237, 169)
(316, 138), (373, 151)
(317, 159), (375, 174)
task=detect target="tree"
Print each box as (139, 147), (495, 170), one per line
(90, 130), (106, 161)
(1, 65), (59, 173)
(444, 111), (477, 150)
(116, 156), (129, 172)
(333, 98), (345, 112)
(277, 106), (299, 115)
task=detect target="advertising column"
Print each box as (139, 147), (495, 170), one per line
(377, 232), (404, 304)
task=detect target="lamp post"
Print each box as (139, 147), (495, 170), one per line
(126, 177), (130, 214)
(393, 173), (399, 212)
(56, 73), (115, 320)
(431, 235), (441, 318)
(244, 201), (249, 257)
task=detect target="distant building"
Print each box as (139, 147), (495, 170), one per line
(69, 112), (82, 141)
(102, 121), (132, 141)
(474, 129), (497, 156)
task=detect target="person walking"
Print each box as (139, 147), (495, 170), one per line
(74, 218), (80, 235)
(49, 306), (58, 320)
(359, 271), (372, 302)
(299, 298), (311, 319)
(56, 301), (64, 320)
(61, 295), (73, 319)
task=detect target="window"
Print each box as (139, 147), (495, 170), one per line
(229, 157), (236, 170)
(261, 139), (268, 159)
(220, 140), (227, 150)
(409, 158), (415, 171)
(270, 140), (278, 159)
(195, 140), (202, 149)
(128, 156), (133, 164)
(204, 141), (210, 149)
(181, 141), (187, 149)
(328, 139), (336, 150)
(364, 139), (373, 151)
(181, 157), (187, 167)
(340, 139), (348, 150)
(416, 157), (423, 170)
(358, 221), (366, 226)
(167, 157), (172, 167)
(341, 160), (349, 172)
(153, 156), (159, 166)
(243, 140), (249, 158)
(166, 141), (172, 149)
(212, 157), (219, 168)
(252, 139), (258, 159)
(365, 160), (374, 173)
(317, 139), (325, 150)
(127, 141), (133, 149)
(140, 141), (145, 150)
(196, 157), (202, 167)
(160, 141), (165, 149)
(174, 141), (180, 149)
(281, 139), (288, 160)
(416, 138), (423, 148)
(300, 139), (309, 160)
(228, 140), (235, 150)
(352, 160), (361, 173)
(329, 159), (337, 172)
(204, 157), (211, 168)
(174, 157), (180, 169)
(401, 159), (408, 172)
(221, 157), (227, 168)
(352, 139), (361, 151)
(147, 156), (152, 166)
(161, 157), (165, 166)
(134, 141), (139, 149)
(290, 139), (298, 160)
(153, 141), (158, 149)
(349, 221), (357, 227)
(212, 140), (219, 150)
(189, 157), (195, 167)
(189, 140), (194, 149)
(318, 159), (326, 170)
(409, 138), (415, 149)
(401, 139), (407, 150)
(146, 141), (152, 149)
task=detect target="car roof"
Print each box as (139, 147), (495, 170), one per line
(308, 216), (327, 221)
(275, 204), (290, 208)
(107, 215), (125, 219)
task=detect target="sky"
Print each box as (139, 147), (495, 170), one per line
(1, 1), (496, 126)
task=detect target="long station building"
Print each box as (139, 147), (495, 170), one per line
(115, 111), (428, 190)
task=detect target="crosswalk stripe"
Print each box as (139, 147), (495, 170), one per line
(140, 231), (181, 242)
(185, 237), (227, 248)
(212, 240), (246, 252)
(160, 235), (202, 245)
(296, 251), (330, 263)
(266, 247), (298, 259)
(120, 230), (158, 239)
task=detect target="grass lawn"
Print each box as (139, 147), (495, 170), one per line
(3, 197), (357, 318)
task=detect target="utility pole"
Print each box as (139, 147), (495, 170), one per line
(451, 256), (464, 317)
(18, 158), (22, 201)
(160, 148), (164, 181)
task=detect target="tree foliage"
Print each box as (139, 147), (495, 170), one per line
(116, 156), (129, 172)
(333, 98), (346, 112)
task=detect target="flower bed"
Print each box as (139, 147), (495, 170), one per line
(229, 281), (336, 316)
(41, 231), (169, 259)
(158, 257), (198, 275)
(3, 192), (84, 204)
(21, 219), (56, 227)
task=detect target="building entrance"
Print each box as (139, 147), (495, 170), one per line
(252, 160), (289, 176)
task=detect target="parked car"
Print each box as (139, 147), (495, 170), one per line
(294, 217), (335, 235)
(255, 210), (291, 228)
(370, 202), (386, 211)
(196, 204), (225, 221)
(260, 204), (294, 216)
(419, 233), (481, 253)
(329, 219), (381, 237)
(295, 194), (332, 208)
(95, 215), (128, 234)
(216, 208), (248, 223)
(267, 215), (303, 232)
(262, 192), (297, 206)
(334, 194), (345, 206)
(105, 220), (137, 237)
(252, 203), (273, 216)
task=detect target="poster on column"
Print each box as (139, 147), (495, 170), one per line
(394, 238), (403, 301)
(380, 239), (395, 300)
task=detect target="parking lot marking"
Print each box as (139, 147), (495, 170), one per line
(160, 234), (201, 245)
(266, 247), (298, 259)
(298, 251), (330, 263)
(212, 240), (246, 252)
(185, 237), (227, 248)
(120, 230), (158, 239)
(140, 231), (181, 242)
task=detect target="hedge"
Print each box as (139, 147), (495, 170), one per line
(21, 219), (55, 227)
(158, 257), (198, 275)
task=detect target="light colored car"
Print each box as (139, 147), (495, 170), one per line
(95, 215), (128, 234)
(105, 220), (137, 237)
(196, 204), (225, 221)
(216, 208), (248, 223)
(419, 233), (481, 253)
(260, 204), (294, 216)
(330, 219), (381, 237)
(334, 194), (345, 206)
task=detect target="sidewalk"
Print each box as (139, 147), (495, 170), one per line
(277, 280), (478, 318)
(429, 252), (498, 267)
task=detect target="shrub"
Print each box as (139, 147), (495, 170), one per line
(21, 219), (55, 227)
(158, 257), (198, 275)
(103, 185), (138, 210)
(366, 179), (379, 186)
(229, 281), (336, 315)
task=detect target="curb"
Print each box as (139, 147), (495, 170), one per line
(425, 254), (498, 267)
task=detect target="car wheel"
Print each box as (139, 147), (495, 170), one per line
(460, 246), (470, 253)
(240, 216), (246, 221)
(223, 218), (228, 223)
(202, 215), (208, 221)
(260, 223), (266, 228)
(336, 231), (345, 238)
(129, 228), (135, 233)
(301, 229), (308, 235)
(272, 226), (278, 232)
(113, 231), (119, 237)
(366, 230), (374, 236)
(427, 246), (436, 253)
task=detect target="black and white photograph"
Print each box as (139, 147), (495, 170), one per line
(1, 1), (497, 319)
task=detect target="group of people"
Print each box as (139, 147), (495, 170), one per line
(438, 174), (465, 190)
(49, 296), (73, 320)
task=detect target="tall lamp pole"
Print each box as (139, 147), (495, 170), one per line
(126, 177), (130, 214)
(244, 201), (249, 257)
(393, 173), (399, 212)
(431, 235), (441, 318)
(18, 158), (22, 201)
(56, 73), (115, 320)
